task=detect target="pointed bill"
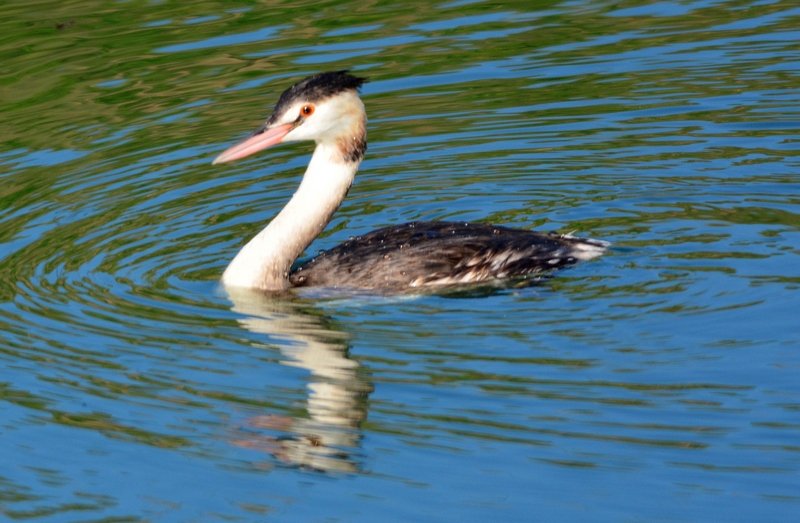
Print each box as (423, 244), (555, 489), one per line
(212, 123), (294, 164)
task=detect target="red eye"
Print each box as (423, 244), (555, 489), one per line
(301, 105), (315, 116)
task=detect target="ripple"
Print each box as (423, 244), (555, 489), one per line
(1, 0), (799, 520)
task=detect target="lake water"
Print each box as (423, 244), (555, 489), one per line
(1, 0), (799, 521)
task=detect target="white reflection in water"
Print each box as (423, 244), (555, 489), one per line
(225, 287), (372, 473)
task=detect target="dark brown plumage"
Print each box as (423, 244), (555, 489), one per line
(290, 221), (606, 290)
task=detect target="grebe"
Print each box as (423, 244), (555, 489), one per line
(214, 71), (607, 292)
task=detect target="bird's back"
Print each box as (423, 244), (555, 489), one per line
(290, 221), (607, 290)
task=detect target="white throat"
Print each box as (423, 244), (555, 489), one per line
(221, 144), (360, 291)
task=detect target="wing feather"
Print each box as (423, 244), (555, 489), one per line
(290, 221), (606, 289)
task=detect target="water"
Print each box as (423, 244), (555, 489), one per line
(1, 0), (799, 521)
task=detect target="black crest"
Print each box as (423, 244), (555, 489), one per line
(268, 71), (367, 124)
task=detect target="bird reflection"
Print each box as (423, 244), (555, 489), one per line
(225, 288), (372, 473)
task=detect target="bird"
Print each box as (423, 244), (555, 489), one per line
(213, 71), (607, 292)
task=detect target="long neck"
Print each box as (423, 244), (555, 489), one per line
(221, 143), (359, 291)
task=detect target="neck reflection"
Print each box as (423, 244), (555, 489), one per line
(225, 288), (372, 473)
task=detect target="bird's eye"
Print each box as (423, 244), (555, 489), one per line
(301, 105), (315, 117)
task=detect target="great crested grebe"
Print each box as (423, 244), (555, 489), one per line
(213, 71), (607, 292)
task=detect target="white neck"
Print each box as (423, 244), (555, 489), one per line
(221, 143), (360, 291)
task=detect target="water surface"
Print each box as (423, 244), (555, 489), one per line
(1, 0), (799, 521)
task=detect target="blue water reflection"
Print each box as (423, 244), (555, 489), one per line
(0, 0), (798, 521)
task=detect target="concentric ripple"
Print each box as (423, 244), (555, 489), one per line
(1, 0), (799, 520)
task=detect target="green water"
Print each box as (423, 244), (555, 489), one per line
(1, 0), (799, 521)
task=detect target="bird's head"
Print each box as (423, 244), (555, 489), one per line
(213, 71), (367, 165)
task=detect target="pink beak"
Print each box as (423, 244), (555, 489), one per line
(212, 122), (294, 164)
